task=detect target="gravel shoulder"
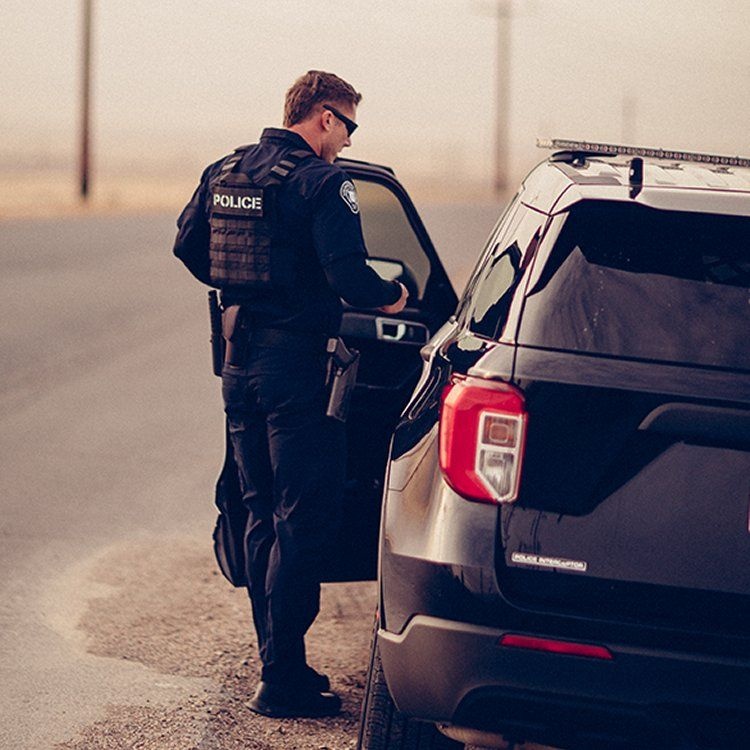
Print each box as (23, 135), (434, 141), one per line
(54, 536), (377, 750)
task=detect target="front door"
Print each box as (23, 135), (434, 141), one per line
(323, 159), (457, 581)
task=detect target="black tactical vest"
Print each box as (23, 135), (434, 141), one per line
(207, 147), (312, 290)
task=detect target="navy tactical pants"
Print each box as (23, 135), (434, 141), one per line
(222, 343), (345, 686)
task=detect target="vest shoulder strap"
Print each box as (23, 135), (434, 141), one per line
(218, 145), (256, 184)
(212, 146), (315, 189)
(259, 149), (315, 187)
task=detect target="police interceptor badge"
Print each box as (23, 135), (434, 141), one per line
(340, 180), (359, 214)
(511, 552), (588, 573)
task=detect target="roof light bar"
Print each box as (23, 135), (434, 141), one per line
(537, 138), (750, 169)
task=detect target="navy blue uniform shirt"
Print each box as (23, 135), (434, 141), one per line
(174, 128), (400, 335)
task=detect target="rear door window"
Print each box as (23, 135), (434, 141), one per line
(519, 201), (750, 370)
(465, 205), (543, 339)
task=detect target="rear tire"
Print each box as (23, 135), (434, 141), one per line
(357, 613), (463, 750)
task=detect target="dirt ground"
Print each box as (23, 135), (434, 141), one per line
(54, 537), (377, 750)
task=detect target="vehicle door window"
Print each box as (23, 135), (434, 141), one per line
(353, 178), (430, 299)
(457, 195), (520, 318)
(466, 206), (543, 339)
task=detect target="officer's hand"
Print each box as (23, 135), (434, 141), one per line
(378, 282), (409, 314)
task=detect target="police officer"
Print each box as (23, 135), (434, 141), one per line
(173, 71), (408, 718)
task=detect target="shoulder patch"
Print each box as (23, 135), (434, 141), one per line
(339, 180), (360, 214)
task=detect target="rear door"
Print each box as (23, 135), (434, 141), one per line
(323, 158), (458, 581)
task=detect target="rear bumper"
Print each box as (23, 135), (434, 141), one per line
(378, 615), (750, 748)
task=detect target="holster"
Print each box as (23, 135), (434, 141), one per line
(222, 305), (248, 366)
(325, 337), (360, 422)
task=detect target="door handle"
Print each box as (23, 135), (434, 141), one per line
(376, 318), (407, 341)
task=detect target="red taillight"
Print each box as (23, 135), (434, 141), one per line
(439, 375), (527, 504)
(499, 634), (613, 660)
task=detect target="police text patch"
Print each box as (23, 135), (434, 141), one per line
(339, 180), (359, 214)
(211, 187), (264, 217)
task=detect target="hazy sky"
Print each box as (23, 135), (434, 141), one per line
(3, 0), (750, 186)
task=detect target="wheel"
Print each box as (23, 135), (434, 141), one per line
(357, 612), (464, 750)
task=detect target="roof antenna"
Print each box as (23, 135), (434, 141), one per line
(629, 157), (643, 199)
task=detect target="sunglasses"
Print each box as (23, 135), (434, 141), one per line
(322, 104), (358, 136)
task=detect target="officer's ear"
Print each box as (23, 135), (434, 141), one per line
(320, 107), (335, 133)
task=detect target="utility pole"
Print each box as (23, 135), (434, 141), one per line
(473, 0), (516, 193)
(493, 0), (512, 193)
(621, 92), (637, 145)
(79, 0), (93, 201)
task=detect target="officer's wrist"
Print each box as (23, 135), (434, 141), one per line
(387, 280), (402, 305)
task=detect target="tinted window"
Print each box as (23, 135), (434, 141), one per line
(456, 196), (518, 320)
(467, 206), (542, 339)
(353, 179), (430, 298)
(520, 201), (750, 369)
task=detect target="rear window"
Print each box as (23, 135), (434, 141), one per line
(519, 201), (750, 370)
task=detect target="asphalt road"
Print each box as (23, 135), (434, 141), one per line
(0, 201), (502, 749)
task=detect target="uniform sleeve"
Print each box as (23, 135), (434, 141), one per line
(312, 170), (400, 308)
(311, 171), (368, 266)
(173, 165), (213, 285)
(324, 255), (402, 308)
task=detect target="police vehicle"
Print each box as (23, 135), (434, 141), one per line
(323, 141), (750, 750)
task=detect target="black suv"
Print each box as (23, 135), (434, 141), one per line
(214, 143), (748, 748)
(336, 141), (749, 750)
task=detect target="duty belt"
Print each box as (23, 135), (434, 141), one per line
(245, 327), (328, 352)
(221, 304), (328, 367)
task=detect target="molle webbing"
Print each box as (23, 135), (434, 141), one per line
(209, 218), (273, 283)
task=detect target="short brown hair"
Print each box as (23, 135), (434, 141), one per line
(283, 70), (362, 127)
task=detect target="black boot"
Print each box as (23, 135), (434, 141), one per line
(300, 664), (331, 693)
(248, 681), (341, 718)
